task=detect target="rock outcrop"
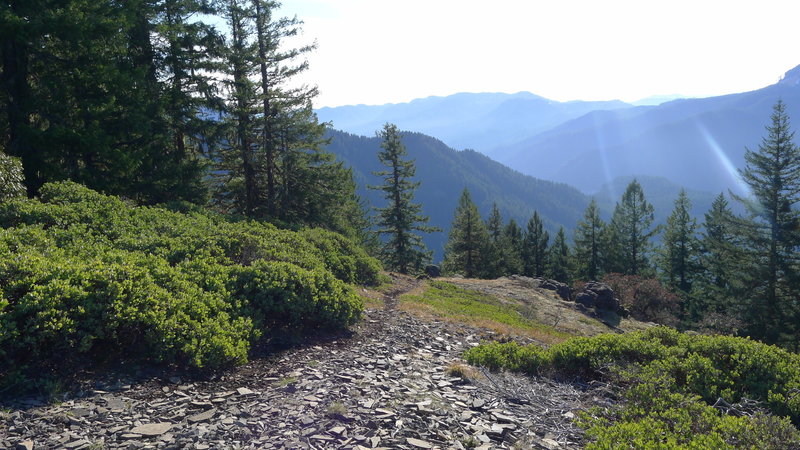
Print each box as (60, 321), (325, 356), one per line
(574, 282), (626, 315)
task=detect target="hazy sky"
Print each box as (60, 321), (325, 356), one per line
(276, 0), (800, 108)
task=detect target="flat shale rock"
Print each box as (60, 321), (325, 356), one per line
(4, 295), (594, 449)
(129, 422), (172, 436)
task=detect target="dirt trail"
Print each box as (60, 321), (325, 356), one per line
(1, 275), (596, 450)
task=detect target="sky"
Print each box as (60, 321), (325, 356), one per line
(276, 0), (800, 108)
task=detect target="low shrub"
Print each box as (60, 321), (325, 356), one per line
(465, 327), (800, 447)
(0, 182), (380, 392)
(0, 152), (26, 201)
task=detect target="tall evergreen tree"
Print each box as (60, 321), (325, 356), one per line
(0, 0), (209, 202)
(523, 211), (549, 277)
(657, 189), (700, 294)
(732, 100), (800, 346)
(547, 227), (572, 283)
(607, 179), (657, 275)
(573, 198), (605, 280)
(692, 193), (739, 322)
(501, 218), (524, 276)
(371, 123), (435, 273)
(443, 189), (489, 278)
(484, 203), (505, 278)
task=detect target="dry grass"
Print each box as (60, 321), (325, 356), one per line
(445, 362), (484, 381)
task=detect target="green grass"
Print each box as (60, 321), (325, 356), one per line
(400, 281), (571, 344)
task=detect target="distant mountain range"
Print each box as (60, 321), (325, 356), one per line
(324, 130), (714, 261)
(319, 64), (800, 197)
(317, 92), (631, 156)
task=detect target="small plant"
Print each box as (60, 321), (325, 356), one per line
(276, 377), (297, 387)
(445, 363), (481, 381)
(325, 401), (347, 418)
(460, 436), (479, 449)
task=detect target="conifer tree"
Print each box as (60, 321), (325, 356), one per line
(443, 189), (489, 278)
(547, 227), (572, 283)
(371, 124), (435, 273)
(692, 193), (739, 322)
(523, 211), (549, 277)
(484, 203), (505, 278)
(732, 100), (800, 345)
(657, 189), (700, 294)
(501, 218), (524, 276)
(607, 179), (657, 275)
(573, 198), (605, 280)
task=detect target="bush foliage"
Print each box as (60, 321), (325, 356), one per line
(0, 182), (381, 389)
(465, 327), (800, 447)
(0, 151), (26, 201)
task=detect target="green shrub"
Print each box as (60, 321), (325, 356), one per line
(228, 260), (363, 330)
(0, 152), (26, 201)
(299, 228), (382, 285)
(465, 327), (800, 446)
(0, 182), (380, 391)
(0, 248), (253, 370)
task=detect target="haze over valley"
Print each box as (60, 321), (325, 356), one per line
(320, 64), (800, 199)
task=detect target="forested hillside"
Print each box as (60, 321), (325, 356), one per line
(325, 129), (592, 259)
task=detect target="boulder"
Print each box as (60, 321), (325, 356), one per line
(536, 278), (571, 301)
(424, 264), (441, 278)
(575, 281), (623, 313)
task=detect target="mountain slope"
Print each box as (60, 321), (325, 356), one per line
(324, 129), (593, 260)
(495, 66), (800, 194)
(317, 92), (631, 157)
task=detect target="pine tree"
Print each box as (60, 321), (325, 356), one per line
(371, 124), (436, 273)
(657, 189), (700, 294)
(443, 188), (489, 278)
(692, 193), (739, 322)
(547, 227), (572, 283)
(216, 0), (259, 215)
(607, 179), (657, 275)
(484, 203), (505, 278)
(573, 198), (605, 280)
(732, 100), (800, 346)
(501, 218), (524, 276)
(523, 211), (549, 277)
(0, 0), (210, 202)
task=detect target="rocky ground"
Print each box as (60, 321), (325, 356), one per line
(1, 277), (608, 450)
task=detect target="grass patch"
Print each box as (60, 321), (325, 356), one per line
(445, 362), (483, 381)
(400, 281), (571, 344)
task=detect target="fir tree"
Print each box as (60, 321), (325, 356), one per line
(547, 227), (572, 283)
(501, 218), (524, 276)
(523, 211), (549, 277)
(692, 193), (739, 322)
(657, 189), (700, 294)
(732, 100), (800, 346)
(484, 203), (504, 278)
(443, 188), (489, 278)
(371, 124), (436, 273)
(607, 179), (657, 275)
(573, 198), (605, 281)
